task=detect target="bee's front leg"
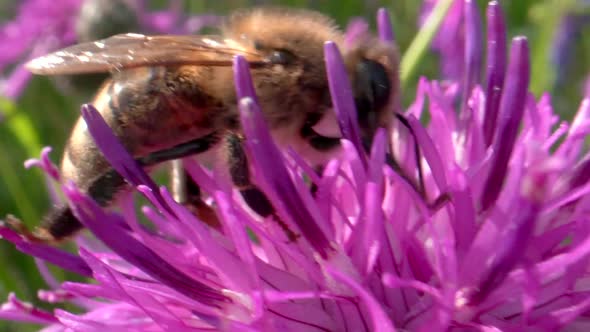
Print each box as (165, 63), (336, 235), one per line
(226, 133), (299, 241)
(390, 113), (451, 210)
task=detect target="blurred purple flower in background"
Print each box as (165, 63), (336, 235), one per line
(1, 1), (590, 331)
(552, 14), (588, 84)
(424, 0), (590, 99)
(420, 0), (466, 82)
(0, 0), (80, 99)
(551, 6), (590, 89)
(0, 0), (220, 100)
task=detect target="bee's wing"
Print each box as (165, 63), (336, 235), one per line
(26, 33), (266, 75)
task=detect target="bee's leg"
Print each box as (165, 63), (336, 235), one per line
(391, 113), (451, 210)
(310, 165), (324, 196)
(393, 114), (426, 196)
(138, 132), (219, 166)
(169, 160), (220, 228)
(6, 212), (73, 246)
(226, 133), (299, 241)
(9, 168), (127, 244)
(306, 135), (340, 197)
(299, 119), (341, 196)
(171, 159), (187, 203)
(19, 133), (221, 244)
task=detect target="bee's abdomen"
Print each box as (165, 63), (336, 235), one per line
(60, 79), (118, 189)
(61, 66), (226, 192)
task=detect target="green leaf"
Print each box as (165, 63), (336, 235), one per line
(0, 97), (42, 156)
(0, 98), (42, 223)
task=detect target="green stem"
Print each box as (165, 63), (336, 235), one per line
(400, 0), (455, 88)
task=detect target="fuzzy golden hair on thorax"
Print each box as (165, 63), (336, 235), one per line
(222, 7), (344, 51)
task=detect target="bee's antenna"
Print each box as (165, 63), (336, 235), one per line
(393, 113), (426, 198)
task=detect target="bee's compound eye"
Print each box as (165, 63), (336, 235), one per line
(356, 59), (390, 110)
(354, 59), (391, 126)
(269, 50), (295, 65)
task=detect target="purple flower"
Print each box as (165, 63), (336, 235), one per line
(2, 2), (590, 331)
(0, 0), (221, 100)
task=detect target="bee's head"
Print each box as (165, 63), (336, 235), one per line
(222, 7), (343, 130)
(224, 8), (399, 153)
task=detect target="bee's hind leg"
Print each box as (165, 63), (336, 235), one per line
(13, 133), (222, 245)
(5, 213), (71, 245)
(5, 168), (126, 244)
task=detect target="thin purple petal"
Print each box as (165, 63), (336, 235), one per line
(0, 222), (92, 277)
(234, 55), (331, 256)
(480, 37), (530, 212)
(461, 0), (483, 115)
(377, 8), (395, 42)
(483, 1), (507, 147)
(344, 18), (369, 48)
(407, 115), (448, 192)
(24, 147), (60, 181)
(327, 266), (397, 332)
(469, 199), (540, 305)
(233, 55), (258, 103)
(238, 97), (331, 257)
(62, 183), (227, 307)
(0, 293), (58, 324)
(80, 104), (171, 214)
(567, 152), (590, 191)
(324, 41), (365, 163)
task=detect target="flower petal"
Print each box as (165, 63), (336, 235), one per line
(461, 0), (483, 115)
(24, 146), (60, 181)
(0, 293), (58, 325)
(0, 222), (92, 277)
(238, 97), (331, 257)
(483, 1), (507, 146)
(327, 266), (397, 332)
(480, 37), (530, 212)
(63, 182), (227, 306)
(324, 41), (365, 161)
(377, 8), (395, 42)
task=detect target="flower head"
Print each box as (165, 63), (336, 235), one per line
(2, 2), (590, 331)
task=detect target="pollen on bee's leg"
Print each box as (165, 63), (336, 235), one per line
(170, 161), (221, 229)
(184, 199), (221, 229)
(5, 215), (61, 245)
(39, 205), (84, 243)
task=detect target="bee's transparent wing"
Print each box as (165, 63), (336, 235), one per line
(26, 33), (266, 75)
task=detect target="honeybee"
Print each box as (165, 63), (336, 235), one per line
(19, 7), (400, 243)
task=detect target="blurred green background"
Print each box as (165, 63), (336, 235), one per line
(0, 0), (589, 330)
